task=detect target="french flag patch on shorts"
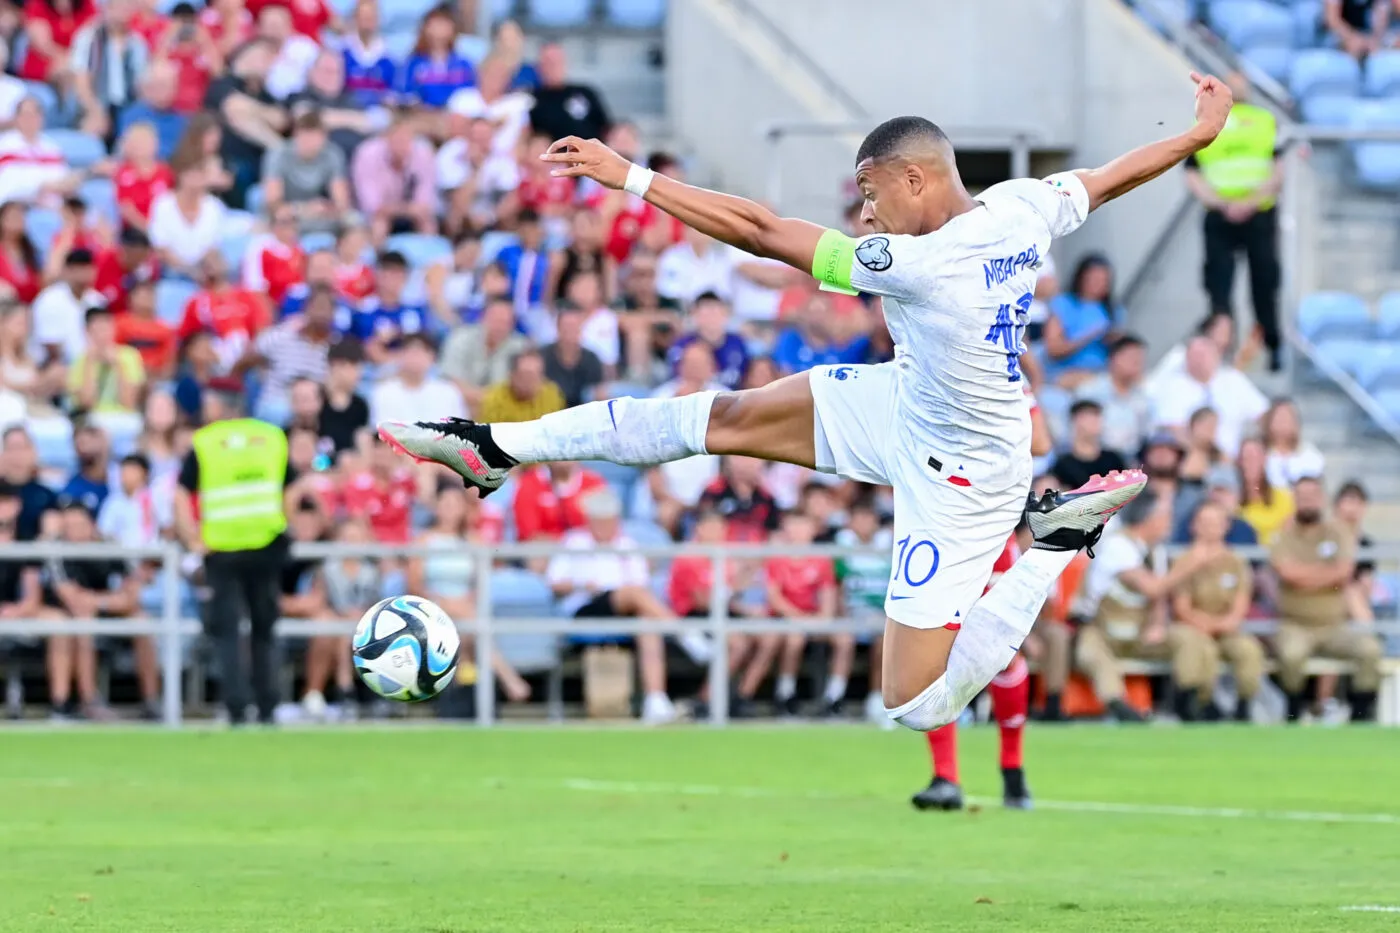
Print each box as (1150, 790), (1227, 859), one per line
(927, 455), (973, 488)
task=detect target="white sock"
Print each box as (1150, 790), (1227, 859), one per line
(886, 548), (1076, 732)
(775, 674), (796, 701)
(823, 675), (848, 703)
(490, 392), (718, 465)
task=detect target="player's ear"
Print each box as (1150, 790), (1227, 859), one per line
(904, 163), (925, 196)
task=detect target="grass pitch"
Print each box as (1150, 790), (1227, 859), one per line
(1, 725), (1398, 932)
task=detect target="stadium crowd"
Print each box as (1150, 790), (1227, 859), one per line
(0, 0), (1386, 725)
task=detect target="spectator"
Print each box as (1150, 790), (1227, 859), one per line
(199, 0), (255, 60)
(42, 500), (136, 721)
(332, 225), (375, 302)
(545, 487), (676, 724)
(495, 208), (550, 320)
(178, 250), (272, 373)
(0, 201), (42, 303)
(1237, 436), (1295, 545)
(70, 0), (151, 140)
(438, 296), (526, 407)
(1174, 463), (1259, 546)
(279, 248), (349, 321)
(288, 48), (379, 158)
(446, 54), (534, 158)
(513, 129), (578, 225)
(32, 246), (103, 367)
(118, 62), (188, 163)
(0, 483), (45, 634)
(1169, 499), (1265, 722)
(2, 427), (59, 539)
(96, 451), (158, 548)
(147, 162), (229, 276)
(342, 439), (417, 544)
(558, 270), (620, 377)
(1334, 480), (1377, 642)
(319, 338), (368, 454)
(61, 423), (112, 514)
(1262, 398), (1324, 488)
(0, 98), (77, 206)
(1177, 407), (1224, 492)
(666, 292), (748, 390)
(1073, 488), (1206, 722)
(0, 302), (62, 413)
(285, 375), (322, 434)
(1149, 335), (1267, 458)
(1324, 0), (1388, 59)
(243, 205), (306, 305)
(41, 195), (104, 282)
(236, 284), (339, 424)
(353, 250), (431, 359)
(529, 42), (609, 142)
(247, 0), (333, 41)
(153, 4), (222, 116)
(303, 517), (374, 719)
(67, 306), (145, 415)
(172, 330), (218, 421)
(832, 495), (894, 724)
(406, 483), (531, 703)
(279, 495), (327, 640)
(337, 0), (395, 107)
(19, 0), (98, 83)
(1050, 400), (1127, 490)
(397, 5), (475, 111)
(772, 293), (866, 375)
(1271, 476), (1382, 723)
(511, 461), (606, 542)
(0, 46), (28, 130)
(260, 109), (351, 231)
(540, 304), (604, 408)
(205, 38), (287, 205)
(135, 390), (183, 490)
(763, 509), (847, 717)
(107, 124), (175, 233)
(699, 456), (781, 543)
(256, 4), (317, 101)
(370, 332), (465, 425)
(549, 208), (614, 304)
(350, 113), (438, 243)
(1074, 334), (1150, 458)
(1043, 254), (1123, 388)
(653, 339), (723, 401)
(438, 116), (521, 235)
(657, 228), (734, 306)
(479, 347), (565, 424)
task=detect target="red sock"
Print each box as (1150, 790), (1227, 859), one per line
(989, 655), (1030, 771)
(926, 723), (959, 783)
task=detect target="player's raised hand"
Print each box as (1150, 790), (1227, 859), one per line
(1188, 72), (1234, 145)
(540, 136), (631, 190)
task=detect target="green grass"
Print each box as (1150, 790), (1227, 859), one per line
(1, 726), (1399, 932)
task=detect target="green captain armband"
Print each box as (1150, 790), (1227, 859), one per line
(811, 229), (859, 295)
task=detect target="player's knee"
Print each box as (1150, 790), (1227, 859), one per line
(703, 392), (745, 453)
(885, 678), (957, 732)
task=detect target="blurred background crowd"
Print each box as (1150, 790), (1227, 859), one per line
(0, 0), (1392, 728)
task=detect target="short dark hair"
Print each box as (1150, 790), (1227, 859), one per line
(856, 116), (949, 165)
(293, 109), (323, 132)
(1119, 487), (1161, 527)
(1069, 399), (1102, 419)
(327, 338), (365, 364)
(1294, 475), (1324, 492)
(692, 290), (726, 307)
(1336, 479), (1369, 503)
(1108, 334), (1145, 357)
(376, 250), (408, 270)
(647, 151), (679, 175)
(509, 348), (543, 372)
(119, 227), (151, 250)
(121, 453), (151, 475)
(516, 208), (541, 226)
(84, 305), (113, 327)
(66, 247), (94, 267)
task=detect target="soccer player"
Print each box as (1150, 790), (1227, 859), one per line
(380, 73), (1234, 733)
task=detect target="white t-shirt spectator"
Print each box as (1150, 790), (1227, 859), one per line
(546, 528), (647, 616)
(580, 306), (620, 368)
(148, 192), (228, 268)
(266, 35), (320, 101)
(445, 89), (534, 156)
(1075, 373), (1152, 457)
(97, 487), (161, 549)
(656, 241), (734, 305)
(369, 376), (466, 427)
(31, 281), (103, 363)
(1149, 367), (1269, 457)
(1071, 530), (1149, 639)
(1266, 444), (1326, 488)
(434, 139), (520, 207)
(0, 130), (68, 204)
(728, 247), (784, 324)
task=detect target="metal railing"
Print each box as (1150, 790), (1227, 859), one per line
(4, 537), (1400, 728)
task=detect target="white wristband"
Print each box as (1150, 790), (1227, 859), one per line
(623, 163), (655, 198)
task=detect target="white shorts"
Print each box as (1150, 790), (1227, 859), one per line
(809, 362), (1030, 631)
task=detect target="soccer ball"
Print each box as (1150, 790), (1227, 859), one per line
(352, 595), (461, 701)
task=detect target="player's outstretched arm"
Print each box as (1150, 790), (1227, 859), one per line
(540, 136), (826, 273)
(1074, 72), (1234, 212)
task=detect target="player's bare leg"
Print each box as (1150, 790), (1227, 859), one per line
(375, 371), (818, 495)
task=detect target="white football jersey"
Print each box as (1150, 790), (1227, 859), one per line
(845, 173), (1090, 471)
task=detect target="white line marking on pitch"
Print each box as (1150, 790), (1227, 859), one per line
(1340, 906), (1400, 912)
(557, 778), (1400, 826)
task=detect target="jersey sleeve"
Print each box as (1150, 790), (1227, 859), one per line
(809, 229), (929, 302)
(985, 173), (1091, 239)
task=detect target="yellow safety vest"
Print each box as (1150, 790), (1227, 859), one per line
(192, 418), (288, 552)
(1193, 102), (1279, 208)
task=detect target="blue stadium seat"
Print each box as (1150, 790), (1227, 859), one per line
(46, 129), (106, 169)
(1365, 50), (1400, 97)
(22, 81), (59, 124)
(1348, 99), (1400, 187)
(1313, 337), (1373, 377)
(1292, 0), (1322, 46)
(24, 207), (62, 262)
(245, 183), (265, 217)
(527, 0), (592, 28)
(1376, 292), (1400, 339)
(490, 0), (517, 19)
(219, 233), (251, 278)
(1352, 343), (1400, 392)
(155, 279), (198, 326)
(581, 459), (641, 513)
(1371, 388), (1400, 428)
(381, 0), (439, 32)
(29, 416), (75, 473)
(1132, 0), (1194, 34)
(1297, 291), (1372, 342)
(77, 177), (119, 228)
(1209, 0), (1294, 48)
(455, 34), (490, 62)
(300, 231), (336, 253)
(480, 230), (519, 265)
(385, 233), (453, 267)
(1300, 93), (1357, 125)
(382, 29), (417, 64)
(1290, 49), (1362, 98)
(604, 0), (664, 28)
(490, 568), (561, 675)
(1241, 45), (1294, 84)
(325, 0), (356, 16)
(623, 518), (670, 549)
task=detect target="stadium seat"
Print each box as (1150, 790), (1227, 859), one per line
(480, 230), (520, 264)
(219, 233), (251, 277)
(300, 231), (336, 253)
(1370, 387), (1400, 428)
(1364, 50), (1400, 97)
(382, 29), (417, 64)
(1300, 93), (1357, 125)
(454, 34), (490, 62)
(385, 233), (453, 267)
(1209, 0), (1294, 48)
(1297, 291), (1372, 342)
(22, 81), (59, 124)
(527, 0), (593, 28)
(1352, 343), (1400, 392)
(155, 279), (198, 326)
(1132, 0), (1194, 34)
(245, 183), (265, 217)
(1240, 45), (1294, 84)
(28, 415), (75, 473)
(23, 207), (63, 262)
(490, 0), (517, 19)
(581, 459), (641, 512)
(1312, 337), (1373, 378)
(490, 568), (562, 679)
(604, 0), (665, 28)
(380, 0), (438, 33)
(77, 177), (119, 229)
(1292, 0), (1322, 46)
(1290, 49), (1362, 99)
(1348, 99), (1400, 187)
(1376, 292), (1400, 339)
(47, 129), (106, 169)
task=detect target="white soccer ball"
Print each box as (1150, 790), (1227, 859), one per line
(352, 595), (461, 702)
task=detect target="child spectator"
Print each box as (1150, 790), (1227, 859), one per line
(342, 440), (417, 544)
(114, 281), (176, 378)
(93, 228), (160, 314)
(835, 495), (894, 725)
(318, 338), (369, 454)
(242, 205), (307, 306)
(764, 510), (845, 717)
(178, 251), (272, 373)
(333, 225), (374, 301)
(303, 516), (376, 719)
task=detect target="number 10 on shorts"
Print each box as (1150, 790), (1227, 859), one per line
(894, 536), (940, 589)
